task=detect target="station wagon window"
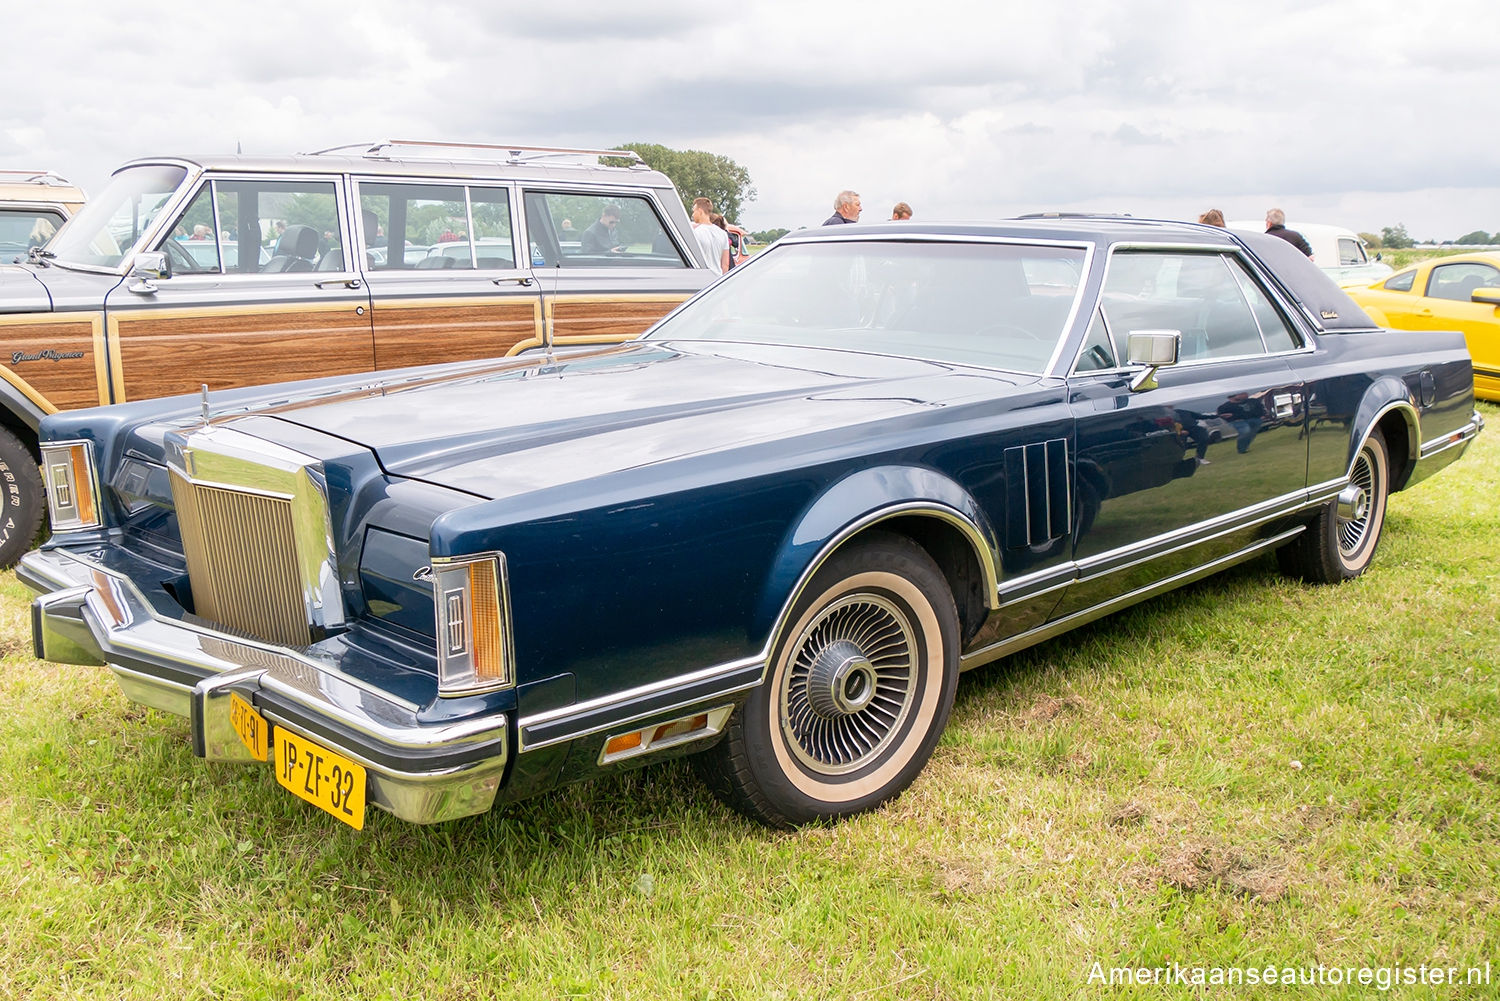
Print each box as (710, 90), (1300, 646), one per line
(1425, 262), (1500, 302)
(47, 163), (187, 268)
(647, 240), (1086, 373)
(1383, 270), (1416, 292)
(153, 178), (342, 276)
(1101, 251), (1288, 362)
(524, 191), (690, 268)
(359, 182), (515, 271)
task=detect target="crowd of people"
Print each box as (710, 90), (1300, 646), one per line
(686, 188), (1317, 273)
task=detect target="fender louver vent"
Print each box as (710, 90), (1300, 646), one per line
(1003, 439), (1070, 549)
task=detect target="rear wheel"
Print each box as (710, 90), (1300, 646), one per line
(1277, 428), (1390, 583)
(0, 427), (44, 569)
(697, 532), (960, 827)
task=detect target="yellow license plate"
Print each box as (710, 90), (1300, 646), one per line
(274, 727), (367, 830)
(229, 692), (269, 761)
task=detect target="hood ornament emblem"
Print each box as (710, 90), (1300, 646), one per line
(200, 384), (211, 423)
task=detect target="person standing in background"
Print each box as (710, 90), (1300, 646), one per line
(691, 197), (730, 273)
(891, 202), (913, 220)
(823, 191), (861, 225)
(1198, 208), (1225, 227)
(1264, 208), (1313, 257)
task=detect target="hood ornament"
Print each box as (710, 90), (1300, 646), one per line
(200, 384), (211, 423)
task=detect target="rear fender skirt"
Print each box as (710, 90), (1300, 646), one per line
(750, 464), (999, 652)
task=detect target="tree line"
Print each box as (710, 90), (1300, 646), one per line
(1362, 224), (1498, 250)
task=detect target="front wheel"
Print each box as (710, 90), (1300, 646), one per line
(0, 427), (44, 569)
(697, 532), (960, 827)
(1277, 428), (1390, 583)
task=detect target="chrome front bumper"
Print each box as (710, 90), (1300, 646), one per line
(20, 546), (509, 825)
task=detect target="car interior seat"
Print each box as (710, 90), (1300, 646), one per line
(263, 224), (319, 272)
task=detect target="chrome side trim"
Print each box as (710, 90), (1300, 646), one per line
(961, 528), (1303, 672)
(1075, 486), (1314, 579)
(1307, 477), (1346, 504)
(1419, 415), (1482, 460)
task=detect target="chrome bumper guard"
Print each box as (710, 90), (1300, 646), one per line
(21, 547), (509, 825)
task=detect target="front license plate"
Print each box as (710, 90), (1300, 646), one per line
(229, 692), (269, 761)
(274, 728), (367, 830)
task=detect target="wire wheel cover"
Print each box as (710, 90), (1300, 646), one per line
(780, 592), (917, 775)
(1338, 447), (1377, 556)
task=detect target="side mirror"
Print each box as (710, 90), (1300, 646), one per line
(1374, 252), (1383, 261)
(1472, 287), (1500, 307)
(1126, 330), (1180, 392)
(125, 251), (169, 294)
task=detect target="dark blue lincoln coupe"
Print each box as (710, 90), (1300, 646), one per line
(22, 219), (1483, 829)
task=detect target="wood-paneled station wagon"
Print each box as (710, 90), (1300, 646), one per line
(0, 140), (717, 565)
(22, 218), (1482, 830)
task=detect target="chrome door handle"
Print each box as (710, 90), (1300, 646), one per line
(493, 276), (534, 286)
(1273, 393), (1296, 418)
(315, 278), (362, 290)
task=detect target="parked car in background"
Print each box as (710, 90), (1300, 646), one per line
(0, 140), (715, 567)
(1230, 220), (1392, 287)
(1345, 250), (1500, 401)
(726, 222), (750, 267)
(22, 218), (1481, 831)
(0, 170), (86, 262)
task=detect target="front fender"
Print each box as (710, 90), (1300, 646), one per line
(749, 464), (998, 646)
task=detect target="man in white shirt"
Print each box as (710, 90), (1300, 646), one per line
(691, 197), (731, 273)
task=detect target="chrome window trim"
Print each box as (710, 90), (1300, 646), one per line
(152, 171), (355, 281)
(1072, 246), (1318, 378)
(49, 159), (204, 275)
(520, 186), (699, 269)
(649, 237), (1093, 376)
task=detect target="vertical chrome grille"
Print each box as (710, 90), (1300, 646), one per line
(170, 469), (312, 647)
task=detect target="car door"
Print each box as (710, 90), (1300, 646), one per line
(521, 188), (713, 349)
(101, 172), (375, 402)
(1400, 260), (1500, 392)
(357, 179), (544, 368)
(1058, 248), (1308, 618)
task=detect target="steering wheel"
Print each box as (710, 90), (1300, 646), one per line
(160, 238), (207, 276)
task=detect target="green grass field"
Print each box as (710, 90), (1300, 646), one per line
(2, 405), (1496, 999)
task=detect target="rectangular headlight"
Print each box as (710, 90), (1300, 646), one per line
(41, 441), (100, 531)
(432, 553), (513, 695)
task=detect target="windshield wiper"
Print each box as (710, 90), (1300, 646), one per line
(26, 246), (55, 266)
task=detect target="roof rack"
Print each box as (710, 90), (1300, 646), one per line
(0, 170), (75, 186)
(303, 139), (647, 168)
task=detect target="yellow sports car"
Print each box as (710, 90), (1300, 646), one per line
(1347, 251), (1500, 401)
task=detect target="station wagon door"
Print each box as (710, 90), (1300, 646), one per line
(355, 180), (544, 369)
(102, 174), (375, 402)
(521, 189), (713, 349)
(1058, 249), (1309, 617)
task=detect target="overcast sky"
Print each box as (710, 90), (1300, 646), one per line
(6, 0), (1496, 239)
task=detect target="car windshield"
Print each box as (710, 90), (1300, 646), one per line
(647, 240), (1087, 373)
(47, 164), (188, 269)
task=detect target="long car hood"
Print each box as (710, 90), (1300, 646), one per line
(256, 341), (1028, 499)
(0, 264), (53, 312)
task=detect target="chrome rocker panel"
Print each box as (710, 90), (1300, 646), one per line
(20, 547), (508, 825)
